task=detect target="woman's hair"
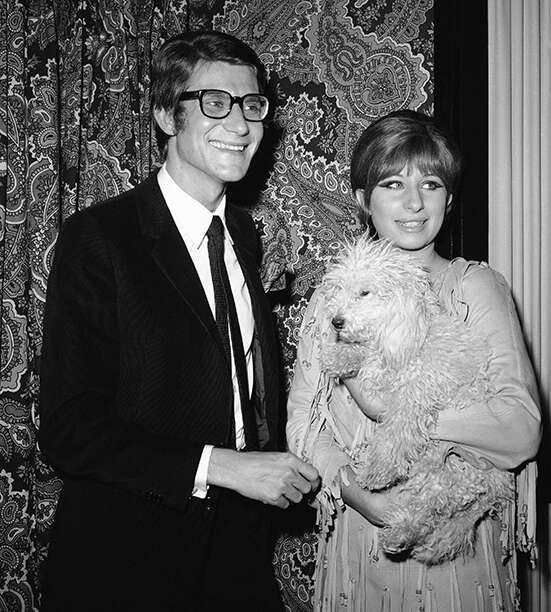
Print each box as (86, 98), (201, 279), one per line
(151, 30), (267, 159)
(350, 110), (462, 227)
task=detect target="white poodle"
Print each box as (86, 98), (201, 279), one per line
(319, 236), (513, 564)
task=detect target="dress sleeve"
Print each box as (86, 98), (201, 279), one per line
(432, 264), (541, 469)
(286, 290), (350, 487)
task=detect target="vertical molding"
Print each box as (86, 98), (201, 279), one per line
(488, 1), (551, 610)
(434, 1), (488, 261)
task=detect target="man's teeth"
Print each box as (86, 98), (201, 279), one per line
(211, 142), (245, 151)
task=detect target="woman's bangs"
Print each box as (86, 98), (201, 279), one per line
(404, 139), (450, 184)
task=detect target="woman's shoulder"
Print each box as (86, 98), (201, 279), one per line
(446, 257), (488, 277)
(438, 258), (511, 320)
(450, 258), (510, 293)
(444, 257), (508, 287)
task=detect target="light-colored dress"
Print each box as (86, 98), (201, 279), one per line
(287, 258), (541, 611)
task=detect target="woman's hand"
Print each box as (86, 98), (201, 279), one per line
(340, 466), (391, 526)
(342, 377), (386, 421)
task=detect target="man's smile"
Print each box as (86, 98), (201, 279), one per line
(210, 140), (247, 152)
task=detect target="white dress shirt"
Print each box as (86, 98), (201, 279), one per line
(157, 165), (254, 497)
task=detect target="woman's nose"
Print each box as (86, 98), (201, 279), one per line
(405, 187), (424, 212)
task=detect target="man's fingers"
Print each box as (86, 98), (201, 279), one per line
(301, 464), (320, 482)
(286, 452), (320, 483)
(292, 476), (315, 495)
(229, 451), (320, 507)
(283, 485), (303, 504)
(274, 496), (290, 509)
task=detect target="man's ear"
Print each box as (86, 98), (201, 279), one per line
(153, 107), (177, 136)
(354, 188), (366, 209)
(446, 193), (453, 214)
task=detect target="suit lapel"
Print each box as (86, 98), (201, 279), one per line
(135, 174), (220, 344)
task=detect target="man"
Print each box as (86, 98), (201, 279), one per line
(39, 30), (319, 611)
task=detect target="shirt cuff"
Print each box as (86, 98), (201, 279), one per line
(192, 444), (214, 499)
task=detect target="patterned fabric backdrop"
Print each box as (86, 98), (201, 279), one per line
(0, 1), (433, 609)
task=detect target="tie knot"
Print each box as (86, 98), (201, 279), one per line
(207, 215), (225, 242)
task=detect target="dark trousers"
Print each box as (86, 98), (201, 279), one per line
(199, 489), (283, 611)
(40, 480), (283, 611)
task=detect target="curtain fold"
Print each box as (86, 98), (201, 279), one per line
(0, 2), (192, 607)
(1, 1), (435, 609)
(488, 1), (551, 610)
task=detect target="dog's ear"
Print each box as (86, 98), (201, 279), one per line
(377, 293), (429, 369)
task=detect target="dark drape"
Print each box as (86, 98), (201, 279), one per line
(0, 1), (434, 609)
(434, 1), (488, 261)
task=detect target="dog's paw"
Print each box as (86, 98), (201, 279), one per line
(409, 513), (477, 564)
(380, 504), (476, 564)
(354, 462), (402, 491)
(320, 340), (366, 378)
(354, 440), (414, 490)
(379, 517), (428, 556)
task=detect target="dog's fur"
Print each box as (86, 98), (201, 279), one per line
(319, 236), (513, 564)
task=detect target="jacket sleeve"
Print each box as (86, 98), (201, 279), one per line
(432, 264), (541, 469)
(39, 211), (204, 511)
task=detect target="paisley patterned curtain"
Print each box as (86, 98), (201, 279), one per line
(0, 1), (433, 609)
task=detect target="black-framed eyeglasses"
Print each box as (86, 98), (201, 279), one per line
(179, 89), (269, 122)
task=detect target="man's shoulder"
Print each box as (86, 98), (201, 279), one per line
(63, 172), (159, 231)
(56, 173), (163, 263)
(226, 202), (255, 227)
(226, 204), (261, 259)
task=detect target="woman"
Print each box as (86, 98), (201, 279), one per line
(286, 110), (541, 611)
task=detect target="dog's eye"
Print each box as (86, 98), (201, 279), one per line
(360, 290), (370, 297)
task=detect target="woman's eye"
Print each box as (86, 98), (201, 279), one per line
(379, 180), (402, 190)
(360, 290), (370, 297)
(422, 180), (444, 191)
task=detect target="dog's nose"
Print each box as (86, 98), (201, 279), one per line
(332, 316), (345, 330)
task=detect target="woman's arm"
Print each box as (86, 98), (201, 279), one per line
(342, 378), (385, 421)
(287, 293), (393, 528)
(340, 467), (390, 526)
(286, 292), (350, 487)
(432, 265), (541, 469)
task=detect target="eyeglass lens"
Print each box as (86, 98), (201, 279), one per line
(201, 90), (268, 121)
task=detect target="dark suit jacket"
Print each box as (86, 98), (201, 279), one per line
(39, 173), (283, 611)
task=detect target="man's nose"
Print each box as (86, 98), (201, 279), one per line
(222, 102), (249, 134)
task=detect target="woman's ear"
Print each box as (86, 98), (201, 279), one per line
(153, 107), (177, 136)
(354, 188), (366, 209)
(446, 193), (453, 214)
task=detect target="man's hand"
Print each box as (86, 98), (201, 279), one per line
(208, 449), (320, 509)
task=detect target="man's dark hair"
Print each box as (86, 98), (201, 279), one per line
(151, 30), (268, 159)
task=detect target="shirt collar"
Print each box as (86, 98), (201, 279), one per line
(157, 163), (232, 249)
